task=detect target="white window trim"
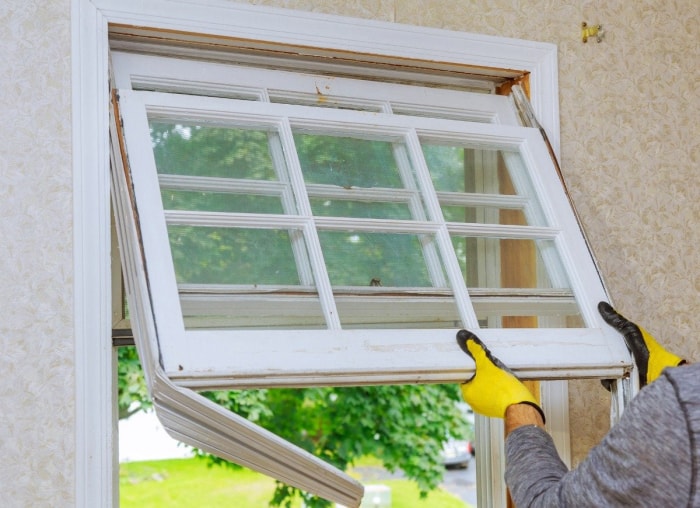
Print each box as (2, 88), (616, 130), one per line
(73, 1), (583, 506)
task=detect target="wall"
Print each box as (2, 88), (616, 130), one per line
(0, 0), (75, 505)
(0, 0), (697, 505)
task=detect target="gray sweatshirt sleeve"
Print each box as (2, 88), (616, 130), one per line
(505, 374), (692, 507)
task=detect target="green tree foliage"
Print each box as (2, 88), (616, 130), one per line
(118, 120), (474, 506)
(117, 346), (152, 419)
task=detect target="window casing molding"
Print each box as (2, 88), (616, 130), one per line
(73, 1), (613, 506)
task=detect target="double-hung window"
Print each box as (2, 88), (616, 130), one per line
(107, 5), (631, 507)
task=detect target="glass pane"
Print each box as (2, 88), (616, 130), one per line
(162, 190), (284, 214)
(180, 292), (326, 330)
(422, 142), (546, 227)
(454, 234), (584, 327)
(451, 237), (566, 290)
(295, 133), (403, 188)
(319, 231), (438, 288)
(441, 204), (529, 226)
(144, 117), (583, 331)
(423, 144), (503, 193)
(298, 132), (427, 217)
(151, 121), (294, 214)
(476, 312), (585, 329)
(318, 231), (460, 328)
(150, 121), (279, 180)
(168, 226), (302, 285)
(168, 226), (325, 330)
(336, 296), (463, 329)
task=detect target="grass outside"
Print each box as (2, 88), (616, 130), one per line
(120, 457), (471, 507)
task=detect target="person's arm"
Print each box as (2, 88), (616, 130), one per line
(455, 304), (692, 507)
(505, 370), (692, 507)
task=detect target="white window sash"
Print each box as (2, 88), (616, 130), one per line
(111, 52), (521, 124)
(115, 88), (629, 388)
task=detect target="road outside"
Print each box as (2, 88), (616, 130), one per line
(442, 465), (477, 506)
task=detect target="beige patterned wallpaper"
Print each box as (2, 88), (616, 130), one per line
(0, 0), (74, 505)
(1, 0), (697, 504)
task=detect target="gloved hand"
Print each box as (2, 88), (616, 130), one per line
(456, 329), (545, 422)
(599, 301), (685, 387)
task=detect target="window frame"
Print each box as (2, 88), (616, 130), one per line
(73, 1), (626, 506)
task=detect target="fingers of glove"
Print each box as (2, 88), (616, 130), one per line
(598, 302), (647, 352)
(456, 329), (515, 376)
(456, 330), (542, 420)
(456, 329), (479, 360)
(598, 301), (684, 386)
(641, 326), (684, 383)
(598, 301), (634, 331)
(598, 301), (650, 384)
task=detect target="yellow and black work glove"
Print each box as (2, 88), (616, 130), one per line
(599, 301), (685, 387)
(456, 330), (545, 422)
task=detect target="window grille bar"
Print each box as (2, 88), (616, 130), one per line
(403, 129), (480, 328)
(469, 150), (501, 319)
(314, 217), (440, 234)
(268, 90), (388, 113)
(392, 139), (447, 287)
(391, 103), (498, 123)
(157, 177), (531, 212)
(436, 190), (528, 208)
(164, 210), (307, 229)
(306, 183), (418, 203)
(446, 222), (558, 239)
(160, 175), (537, 209)
(277, 117), (341, 329)
(159, 174), (288, 195)
(266, 130), (315, 286)
(163, 211), (560, 240)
